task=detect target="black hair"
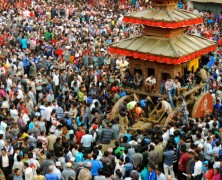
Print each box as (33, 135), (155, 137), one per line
(125, 171), (131, 177)
(98, 168), (103, 175)
(14, 168), (20, 173)
(92, 153), (97, 160)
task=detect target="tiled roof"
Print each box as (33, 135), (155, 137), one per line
(110, 34), (215, 58)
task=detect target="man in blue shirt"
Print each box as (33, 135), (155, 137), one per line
(13, 168), (23, 180)
(124, 157), (133, 172)
(45, 43), (53, 57)
(207, 53), (216, 69)
(45, 165), (59, 180)
(146, 164), (157, 180)
(120, 89), (126, 98)
(214, 99), (221, 113)
(106, 36), (112, 45)
(139, 99), (149, 117)
(177, 2), (183, 9)
(90, 153), (103, 177)
(22, 56), (30, 76)
(75, 146), (84, 163)
(34, 55), (40, 65)
(122, 129), (133, 142)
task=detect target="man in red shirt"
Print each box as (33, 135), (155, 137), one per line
(178, 145), (189, 180)
(0, 85), (6, 97)
(0, 37), (3, 46)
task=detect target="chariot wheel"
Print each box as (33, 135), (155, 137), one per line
(192, 93), (213, 118)
(109, 95), (133, 121)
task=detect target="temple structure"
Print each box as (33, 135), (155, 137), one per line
(109, 0), (217, 90)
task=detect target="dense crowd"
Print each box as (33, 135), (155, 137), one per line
(0, 0), (221, 180)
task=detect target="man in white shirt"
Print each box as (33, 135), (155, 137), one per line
(47, 90), (55, 102)
(162, 128), (170, 143)
(206, 141), (221, 161)
(0, 120), (7, 132)
(173, 77), (186, 96)
(27, 153), (40, 174)
(24, 162), (34, 180)
(81, 129), (93, 154)
(28, 87), (36, 105)
(35, 74), (43, 102)
(39, 101), (46, 117)
(10, 107), (19, 121)
(194, 133), (204, 147)
(53, 162), (62, 179)
(189, 155), (202, 180)
(145, 75), (156, 92)
(156, 168), (166, 180)
(203, 136), (213, 160)
(0, 134), (5, 154)
(118, 58), (129, 72)
(217, 73), (222, 88)
(193, 8), (199, 15)
(53, 70), (60, 98)
(45, 102), (53, 122)
(17, 85), (24, 100)
(0, 148), (10, 180)
(22, 111), (30, 125)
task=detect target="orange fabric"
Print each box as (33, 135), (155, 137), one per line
(4, 64), (8, 75)
(133, 107), (143, 115)
(70, 55), (75, 63)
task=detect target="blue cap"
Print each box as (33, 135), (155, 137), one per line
(144, 138), (150, 144)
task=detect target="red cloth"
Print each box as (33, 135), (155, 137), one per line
(204, 169), (214, 180)
(52, 39), (57, 46)
(218, 49), (222, 54)
(178, 152), (189, 172)
(1, 34), (8, 40)
(55, 49), (63, 55)
(0, 89), (6, 97)
(111, 86), (117, 92)
(121, 0), (126, 4)
(218, 39), (222, 46)
(19, 105), (28, 114)
(30, 11), (35, 18)
(76, 130), (85, 145)
(0, 38), (3, 46)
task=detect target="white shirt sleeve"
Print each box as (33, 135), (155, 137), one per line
(192, 161), (202, 177)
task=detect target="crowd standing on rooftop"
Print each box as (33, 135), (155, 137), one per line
(0, 0), (221, 180)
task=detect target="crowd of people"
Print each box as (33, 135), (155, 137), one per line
(0, 0), (221, 180)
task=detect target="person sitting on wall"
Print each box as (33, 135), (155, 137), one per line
(145, 74), (156, 93)
(132, 72), (143, 89)
(121, 70), (133, 87)
(173, 77), (187, 97)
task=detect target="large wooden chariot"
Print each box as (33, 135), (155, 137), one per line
(108, 0), (217, 129)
